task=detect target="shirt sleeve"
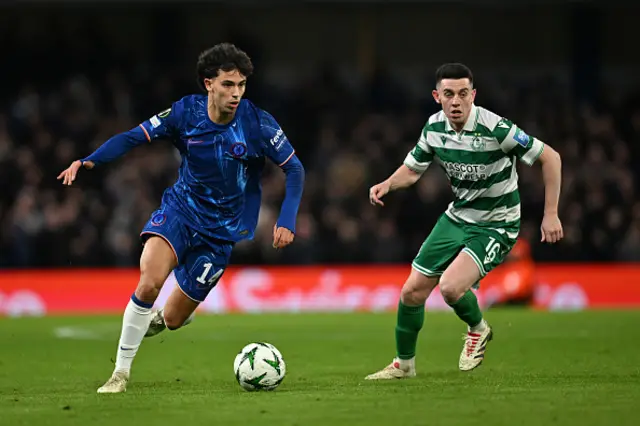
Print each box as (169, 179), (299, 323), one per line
(139, 101), (183, 143)
(403, 124), (434, 174)
(493, 118), (544, 166)
(259, 110), (296, 167)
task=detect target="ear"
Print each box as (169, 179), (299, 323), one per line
(432, 89), (441, 104)
(204, 78), (215, 91)
(470, 88), (477, 102)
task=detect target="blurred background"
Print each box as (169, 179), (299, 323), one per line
(1, 0), (639, 314)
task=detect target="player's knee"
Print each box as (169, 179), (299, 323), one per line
(400, 280), (433, 305)
(163, 310), (187, 330)
(439, 278), (465, 304)
(400, 286), (425, 305)
(136, 236), (177, 301)
(400, 269), (439, 305)
(136, 267), (167, 301)
(163, 315), (183, 331)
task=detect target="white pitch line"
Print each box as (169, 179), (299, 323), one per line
(53, 324), (118, 340)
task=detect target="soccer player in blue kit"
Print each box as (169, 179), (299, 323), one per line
(57, 43), (305, 393)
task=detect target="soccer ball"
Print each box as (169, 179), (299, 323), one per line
(233, 342), (286, 391)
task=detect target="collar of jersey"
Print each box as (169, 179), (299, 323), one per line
(203, 102), (242, 130)
(445, 104), (479, 133)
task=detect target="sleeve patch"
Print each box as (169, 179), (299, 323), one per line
(150, 115), (161, 128)
(513, 128), (530, 146)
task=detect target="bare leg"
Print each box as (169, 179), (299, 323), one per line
(97, 236), (177, 393)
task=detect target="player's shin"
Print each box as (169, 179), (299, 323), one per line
(114, 294), (154, 373)
(447, 290), (486, 332)
(395, 301), (425, 364)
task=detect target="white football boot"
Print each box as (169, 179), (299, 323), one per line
(144, 308), (167, 338)
(144, 307), (194, 338)
(459, 322), (493, 371)
(365, 358), (416, 380)
(97, 370), (129, 394)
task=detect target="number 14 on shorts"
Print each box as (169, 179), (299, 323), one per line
(196, 262), (224, 286)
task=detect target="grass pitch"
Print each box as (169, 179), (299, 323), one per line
(1, 310), (638, 426)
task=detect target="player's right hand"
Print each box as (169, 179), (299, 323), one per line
(540, 213), (564, 244)
(57, 160), (94, 186)
(369, 181), (391, 206)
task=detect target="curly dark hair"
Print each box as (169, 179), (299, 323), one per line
(435, 63), (474, 87)
(196, 43), (254, 91)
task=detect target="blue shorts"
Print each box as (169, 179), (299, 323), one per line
(140, 206), (234, 303)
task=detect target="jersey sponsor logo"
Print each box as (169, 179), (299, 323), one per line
(150, 116), (161, 128)
(270, 129), (287, 151)
(158, 108), (171, 118)
(513, 128), (530, 146)
(230, 142), (247, 158)
(151, 213), (167, 226)
(441, 161), (488, 181)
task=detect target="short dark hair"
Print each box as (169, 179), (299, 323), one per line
(435, 63), (473, 87)
(196, 43), (254, 91)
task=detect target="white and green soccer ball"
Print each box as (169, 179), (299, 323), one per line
(233, 342), (286, 391)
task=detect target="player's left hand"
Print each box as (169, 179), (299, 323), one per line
(540, 213), (563, 243)
(273, 225), (294, 249)
(57, 160), (95, 186)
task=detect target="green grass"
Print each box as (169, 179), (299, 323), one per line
(1, 310), (639, 426)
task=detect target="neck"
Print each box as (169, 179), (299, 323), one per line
(207, 95), (235, 125)
(448, 109), (472, 133)
(450, 120), (465, 132)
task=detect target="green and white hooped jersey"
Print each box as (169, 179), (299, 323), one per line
(404, 104), (544, 238)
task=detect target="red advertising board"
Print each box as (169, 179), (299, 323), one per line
(0, 265), (639, 316)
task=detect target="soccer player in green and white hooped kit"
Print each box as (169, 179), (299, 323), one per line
(365, 63), (563, 379)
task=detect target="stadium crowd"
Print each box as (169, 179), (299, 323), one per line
(1, 40), (639, 268)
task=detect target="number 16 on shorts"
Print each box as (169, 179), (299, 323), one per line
(464, 230), (514, 278)
(484, 237), (502, 265)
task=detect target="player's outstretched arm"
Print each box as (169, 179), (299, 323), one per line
(57, 126), (150, 186)
(537, 143), (563, 243)
(369, 165), (422, 207)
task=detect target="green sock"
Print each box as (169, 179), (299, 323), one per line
(447, 290), (483, 328)
(395, 301), (425, 360)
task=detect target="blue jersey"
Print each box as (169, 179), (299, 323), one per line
(138, 95), (296, 243)
(83, 94), (304, 244)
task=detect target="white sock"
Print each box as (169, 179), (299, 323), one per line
(396, 357), (415, 370)
(114, 297), (153, 374)
(470, 318), (488, 333)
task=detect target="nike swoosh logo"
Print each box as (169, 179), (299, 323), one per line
(120, 347), (133, 351)
(187, 139), (204, 145)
